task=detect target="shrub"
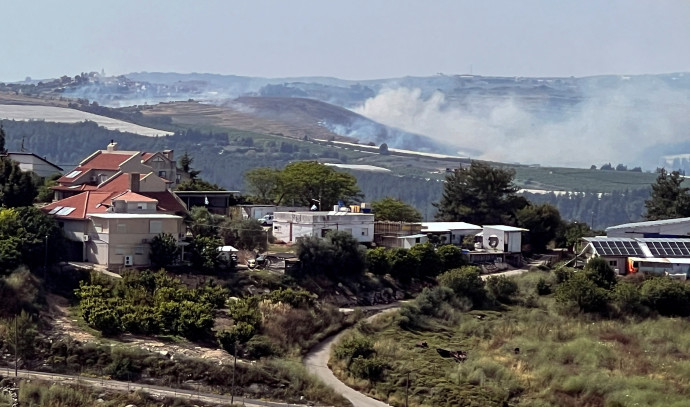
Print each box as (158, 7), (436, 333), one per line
(555, 272), (610, 313)
(486, 275), (518, 303)
(408, 243), (443, 277)
(333, 335), (375, 365)
(245, 335), (281, 359)
(640, 277), (690, 317)
(612, 281), (648, 316)
(349, 356), (388, 381)
(536, 278), (552, 295)
(554, 268), (574, 284)
(583, 257), (617, 290)
(437, 244), (465, 271)
(366, 247), (391, 275)
(437, 266), (486, 307)
(217, 321), (257, 354)
(266, 288), (316, 308)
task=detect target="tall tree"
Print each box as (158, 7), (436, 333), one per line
(434, 161), (527, 225)
(0, 122), (6, 154)
(0, 157), (37, 207)
(644, 168), (690, 220)
(371, 197), (423, 222)
(272, 161), (362, 208)
(516, 203), (563, 253)
(244, 167), (279, 204)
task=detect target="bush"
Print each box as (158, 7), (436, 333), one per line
(583, 257), (617, 290)
(536, 278), (552, 295)
(367, 247), (391, 275)
(437, 244), (465, 271)
(408, 243), (443, 277)
(437, 266), (486, 307)
(612, 281), (648, 316)
(266, 288), (316, 308)
(349, 356), (388, 382)
(217, 322), (257, 354)
(555, 272), (610, 314)
(554, 268), (574, 284)
(485, 275), (518, 303)
(640, 277), (690, 317)
(245, 335), (281, 359)
(333, 335), (375, 365)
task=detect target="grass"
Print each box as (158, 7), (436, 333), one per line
(330, 271), (690, 407)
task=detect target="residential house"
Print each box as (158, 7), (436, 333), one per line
(43, 171), (187, 270)
(2, 152), (63, 179)
(272, 211), (375, 244)
(52, 141), (186, 200)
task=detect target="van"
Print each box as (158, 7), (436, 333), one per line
(260, 214), (274, 226)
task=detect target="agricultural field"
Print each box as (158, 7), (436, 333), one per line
(0, 104), (173, 137)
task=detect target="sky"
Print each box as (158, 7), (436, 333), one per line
(2, 0), (690, 82)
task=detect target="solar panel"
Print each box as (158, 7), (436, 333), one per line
(48, 206), (63, 215)
(55, 207), (76, 216)
(646, 240), (690, 257)
(590, 239), (644, 256)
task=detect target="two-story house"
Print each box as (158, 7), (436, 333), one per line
(52, 141), (186, 200)
(43, 170), (188, 270)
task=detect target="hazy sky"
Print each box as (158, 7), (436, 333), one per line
(2, 0), (689, 82)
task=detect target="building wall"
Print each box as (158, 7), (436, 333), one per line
(273, 212), (375, 243)
(89, 216), (183, 267)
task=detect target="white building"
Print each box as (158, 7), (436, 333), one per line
(3, 152), (63, 178)
(272, 211), (375, 244)
(479, 225), (528, 253)
(421, 222), (483, 245)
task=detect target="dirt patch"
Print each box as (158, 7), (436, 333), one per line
(45, 294), (96, 343)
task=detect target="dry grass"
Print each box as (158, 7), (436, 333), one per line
(331, 271), (690, 407)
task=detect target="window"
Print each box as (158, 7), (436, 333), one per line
(115, 246), (125, 255)
(158, 170), (167, 178)
(609, 260), (618, 267)
(116, 223), (126, 233)
(149, 220), (162, 234)
(94, 222), (103, 233)
(415, 237), (421, 243)
(137, 202), (148, 210)
(134, 245), (145, 255)
(361, 228), (369, 236)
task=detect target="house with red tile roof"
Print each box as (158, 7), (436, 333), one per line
(44, 166), (188, 270)
(53, 141), (187, 200)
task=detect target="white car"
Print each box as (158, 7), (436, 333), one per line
(260, 214), (274, 226)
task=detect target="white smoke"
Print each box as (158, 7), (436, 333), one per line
(352, 78), (690, 168)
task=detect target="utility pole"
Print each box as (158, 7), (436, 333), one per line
(44, 235), (49, 274)
(14, 316), (18, 377)
(231, 340), (238, 405)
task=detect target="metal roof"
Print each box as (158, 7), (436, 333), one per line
(483, 225), (529, 232)
(606, 217), (690, 231)
(421, 222), (482, 233)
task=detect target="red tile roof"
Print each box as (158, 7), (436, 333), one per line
(114, 192), (158, 203)
(41, 191), (118, 219)
(82, 152), (136, 170)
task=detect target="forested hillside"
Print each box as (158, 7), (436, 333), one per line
(1, 119), (652, 226)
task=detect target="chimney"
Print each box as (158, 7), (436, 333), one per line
(163, 149), (174, 161)
(130, 173), (140, 193)
(107, 140), (118, 152)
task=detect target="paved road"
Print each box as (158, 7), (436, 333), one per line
(304, 308), (399, 407)
(1, 367), (309, 407)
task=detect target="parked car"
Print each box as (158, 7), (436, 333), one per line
(260, 214), (274, 226)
